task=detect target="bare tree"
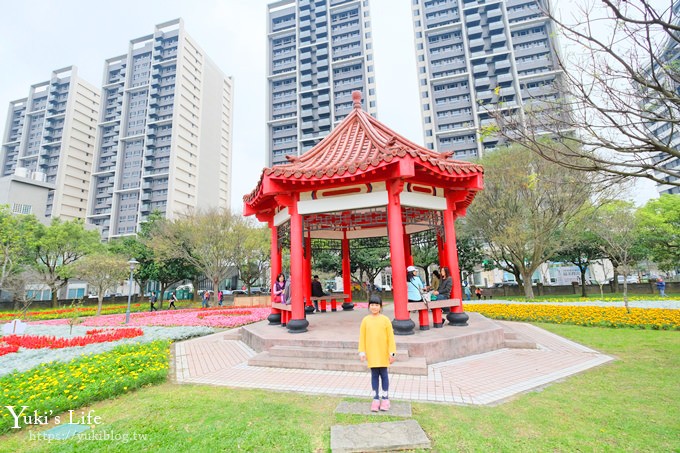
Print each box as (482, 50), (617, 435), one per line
(465, 143), (610, 298)
(489, 0), (679, 187)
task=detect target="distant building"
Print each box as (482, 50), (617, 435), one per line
(266, 0), (378, 166)
(643, 2), (680, 195)
(411, 0), (565, 158)
(88, 19), (234, 240)
(0, 66), (100, 221)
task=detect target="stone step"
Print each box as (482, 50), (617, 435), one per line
(268, 345), (410, 361)
(223, 328), (242, 341)
(248, 353), (428, 376)
(504, 339), (538, 349)
(331, 420), (431, 452)
(500, 325), (537, 349)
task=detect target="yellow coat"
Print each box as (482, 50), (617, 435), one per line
(359, 314), (397, 368)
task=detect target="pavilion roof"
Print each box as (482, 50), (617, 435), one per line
(244, 91), (483, 212)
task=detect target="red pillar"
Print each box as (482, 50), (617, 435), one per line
(304, 232), (313, 311)
(267, 218), (282, 325)
(387, 179), (415, 335)
(437, 233), (446, 268)
(342, 232), (353, 306)
(287, 194), (309, 333)
(403, 230), (413, 267)
(444, 191), (468, 326)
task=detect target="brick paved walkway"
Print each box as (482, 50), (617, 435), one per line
(173, 320), (613, 405)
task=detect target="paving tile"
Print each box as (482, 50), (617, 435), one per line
(330, 420), (430, 453)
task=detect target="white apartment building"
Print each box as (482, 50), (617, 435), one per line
(0, 66), (100, 221)
(88, 19), (234, 239)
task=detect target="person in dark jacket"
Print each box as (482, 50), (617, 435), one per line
(311, 275), (326, 312)
(432, 267), (452, 300)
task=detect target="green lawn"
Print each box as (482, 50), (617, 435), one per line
(501, 293), (679, 302)
(1, 325), (678, 452)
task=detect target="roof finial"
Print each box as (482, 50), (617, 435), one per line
(352, 90), (362, 109)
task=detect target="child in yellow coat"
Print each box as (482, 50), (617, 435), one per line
(359, 294), (396, 411)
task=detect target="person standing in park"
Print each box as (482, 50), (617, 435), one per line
(218, 290), (224, 307)
(358, 294), (396, 412)
(169, 292), (178, 310)
(149, 292), (158, 312)
(463, 283), (472, 301)
(202, 290), (210, 308)
(656, 277), (666, 297)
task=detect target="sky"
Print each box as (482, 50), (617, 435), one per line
(0, 0), (659, 211)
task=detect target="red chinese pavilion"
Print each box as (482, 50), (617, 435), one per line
(244, 92), (483, 335)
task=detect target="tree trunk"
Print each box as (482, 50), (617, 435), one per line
(612, 269), (620, 293)
(51, 287), (59, 308)
(521, 271), (535, 298)
(622, 280), (630, 313)
(97, 295), (104, 316)
(580, 267), (588, 298)
(192, 277), (200, 302)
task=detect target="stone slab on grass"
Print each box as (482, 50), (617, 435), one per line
(335, 401), (412, 417)
(331, 419), (431, 452)
(42, 423), (90, 440)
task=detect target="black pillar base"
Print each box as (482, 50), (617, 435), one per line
(433, 322), (443, 328)
(287, 318), (309, 333)
(442, 307), (451, 314)
(304, 305), (315, 314)
(267, 313), (281, 325)
(419, 325), (430, 331)
(392, 318), (415, 336)
(446, 311), (469, 326)
(342, 302), (355, 311)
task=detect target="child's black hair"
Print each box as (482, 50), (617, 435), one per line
(368, 294), (383, 306)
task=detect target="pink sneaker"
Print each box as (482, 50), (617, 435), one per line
(370, 399), (380, 412)
(379, 399), (390, 411)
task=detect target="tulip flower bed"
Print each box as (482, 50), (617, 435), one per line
(0, 303), (144, 322)
(0, 328), (144, 357)
(32, 307), (271, 328)
(466, 303), (680, 330)
(0, 340), (169, 434)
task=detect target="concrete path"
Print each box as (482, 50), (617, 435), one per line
(173, 320), (613, 406)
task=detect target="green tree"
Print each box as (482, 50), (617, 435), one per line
(552, 208), (604, 297)
(72, 252), (128, 315)
(0, 206), (40, 290)
(591, 201), (646, 311)
(149, 209), (239, 297)
(231, 217), (270, 295)
(465, 143), (606, 298)
(636, 194), (680, 272)
(33, 218), (102, 307)
(350, 238), (390, 297)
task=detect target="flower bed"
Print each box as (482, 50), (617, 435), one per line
(0, 340), (169, 434)
(466, 303), (680, 330)
(0, 303), (144, 322)
(0, 328), (143, 356)
(32, 307), (270, 329)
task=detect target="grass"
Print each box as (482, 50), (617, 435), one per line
(1, 325), (678, 452)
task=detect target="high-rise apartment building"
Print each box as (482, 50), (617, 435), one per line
(266, 0), (378, 166)
(645, 2), (680, 195)
(0, 66), (100, 221)
(412, 0), (563, 158)
(88, 19), (233, 240)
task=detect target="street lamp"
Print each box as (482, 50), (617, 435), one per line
(125, 259), (139, 324)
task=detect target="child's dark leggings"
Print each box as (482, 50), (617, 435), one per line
(370, 367), (389, 399)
